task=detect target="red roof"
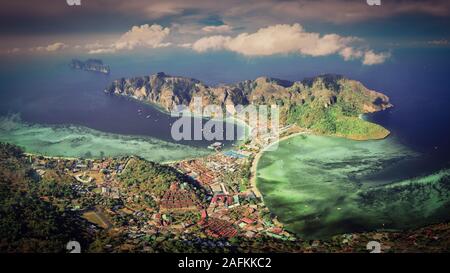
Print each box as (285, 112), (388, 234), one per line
(241, 217), (255, 225)
(201, 210), (207, 219)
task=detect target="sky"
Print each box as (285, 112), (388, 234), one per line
(1, 0), (450, 66)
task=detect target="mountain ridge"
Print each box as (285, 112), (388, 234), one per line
(105, 72), (392, 140)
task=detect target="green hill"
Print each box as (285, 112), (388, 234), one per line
(106, 73), (392, 140)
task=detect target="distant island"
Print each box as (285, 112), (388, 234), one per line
(106, 72), (392, 140)
(70, 59), (110, 74)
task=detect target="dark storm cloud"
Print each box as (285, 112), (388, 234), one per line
(1, 0), (450, 35)
(0, 0), (138, 34)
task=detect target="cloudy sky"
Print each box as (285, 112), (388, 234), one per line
(1, 0), (450, 65)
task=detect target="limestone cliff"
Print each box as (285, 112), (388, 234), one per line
(105, 72), (392, 139)
(106, 73), (390, 111)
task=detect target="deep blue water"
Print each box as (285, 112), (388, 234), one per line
(0, 47), (449, 168)
(359, 48), (450, 180)
(0, 54), (242, 148)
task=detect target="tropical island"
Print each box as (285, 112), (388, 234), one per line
(1, 72), (449, 253)
(70, 59), (110, 74)
(105, 72), (391, 140)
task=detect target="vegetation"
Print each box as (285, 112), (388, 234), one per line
(119, 158), (183, 198)
(169, 211), (201, 225)
(109, 73), (392, 140)
(36, 171), (77, 200)
(0, 143), (91, 252)
(118, 157), (208, 209)
(220, 156), (253, 193)
(286, 98), (390, 140)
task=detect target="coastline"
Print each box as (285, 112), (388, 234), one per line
(13, 90), (392, 199)
(23, 152), (82, 161)
(248, 130), (310, 200)
(246, 110), (390, 231)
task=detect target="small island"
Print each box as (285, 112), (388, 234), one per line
(70, 58), (110, 74)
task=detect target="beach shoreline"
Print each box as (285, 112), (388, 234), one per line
(248, 127), (310, 200)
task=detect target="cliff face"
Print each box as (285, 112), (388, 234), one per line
(105, 72), (392, 139)
(105, 72), (391, 113)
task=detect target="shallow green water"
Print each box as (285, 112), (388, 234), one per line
(256, 134), (450, 239)
(0, 115), (211, 162)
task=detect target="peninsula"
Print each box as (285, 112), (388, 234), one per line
(105, 72), (391, 140)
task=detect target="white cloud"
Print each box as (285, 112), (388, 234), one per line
(190, 24), (389, 65)
(192, 35), (231, 52)
(202, 24), (232, 33)
(7, 48), (21, 54)
(362, 50), (391, 65)
(114, 24), (170, 50)
(154, 42), (172, 48)
(192, 24), (354, 56)
(88, 48), (116, 54)
(339, 47), (363, 61)
(89, 24), (171, 54)
(30, 42), (68, 52)
(178, 43), (192, 48)
(85, 42), (105, 50)
(427, 39), (449, 46)
(46, 42), (68, 51)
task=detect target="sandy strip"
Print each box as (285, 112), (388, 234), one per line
(248, 130), (309, 201)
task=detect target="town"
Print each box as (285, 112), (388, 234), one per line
(26, 126), (296, 252)
(7, 121), (447, 253)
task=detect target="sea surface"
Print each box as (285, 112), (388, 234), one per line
(255, 48), (450, 238)
(257, 135), (450, 239)
(0, 54), (245, 161)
